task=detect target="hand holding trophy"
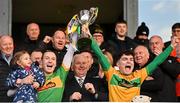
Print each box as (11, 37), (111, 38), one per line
(66, 7), (98, 50)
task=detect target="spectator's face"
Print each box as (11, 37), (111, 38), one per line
(116, 54), (134, 75)
(26, 23), (40, 40)
(72, 54), (89, 77)
(134, 46), (149, 67)
(0, 36), (14, 55)
(115, 23), (127, 37)
(42, 51), (56, 74)
(137, 34), (148, 40)
(172, 27), (180, 39)
(93, 33), (104, 45)
(17, 53), (32, 68)
(31, 51), (42, 63)
(52, 30), (66, 50)
(149, 36), (164, 54)
(80, 52), (93, 69)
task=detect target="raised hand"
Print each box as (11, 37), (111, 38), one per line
(81, 24), (92, 38)
(43, 35), (52, 44)
(171, 36), (179, 48)
(153, 46), (163, 56)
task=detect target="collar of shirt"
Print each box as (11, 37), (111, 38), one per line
(75, 76), (86, 83)
(1, 53), (13, 65)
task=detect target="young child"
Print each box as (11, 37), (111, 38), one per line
(6, 50), (45, 102)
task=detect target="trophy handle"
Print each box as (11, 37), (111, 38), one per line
(89, 7), (98, 25)
(66, 14), (79, 35)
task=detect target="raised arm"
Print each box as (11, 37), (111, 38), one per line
(146, 36), (179, 75)
(57, 32), (77, 83)
(91, 38), (111, 71)
(61, 32), (77, 70)
(62, 44), (76, 70)
(81, 24), (111, 71)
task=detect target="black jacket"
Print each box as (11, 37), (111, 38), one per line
(133, 37), (149, 49)
(108, 35), (137, 63)
(38, 41), (67, 67)
(165, 41), (171, 48)
(62, 74), (108, 102)
(15, 36), (42, 53)
(150, 54), (180, 101)
(134, 60), (164, 102)
(0, 54), (13, 102)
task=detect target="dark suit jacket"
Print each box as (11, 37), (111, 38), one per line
(0, 54), (13, 102)
(15, 36), (42, 54)
(150, 54), (180, 101)
(62, 74), (108, 102)
(134, 59), (164, 102)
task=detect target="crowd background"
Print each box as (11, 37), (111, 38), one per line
(0, 20), (179, 102)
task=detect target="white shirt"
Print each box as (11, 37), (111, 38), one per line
(1, 53), (13, 65)
(75, 76), (86, 87)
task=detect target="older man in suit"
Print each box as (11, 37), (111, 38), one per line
(62, 53), (108, 102)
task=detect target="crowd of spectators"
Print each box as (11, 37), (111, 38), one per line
(0, 21), (180, 102)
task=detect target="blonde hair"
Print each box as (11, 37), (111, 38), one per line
(11, 50), (29, 65)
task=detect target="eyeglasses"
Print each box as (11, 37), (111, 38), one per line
(173, 29), (180, 33)
(93, 33), (103, 37)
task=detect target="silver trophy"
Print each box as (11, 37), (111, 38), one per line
(78, 7), (98, 26)
(77, 7), (98, 50)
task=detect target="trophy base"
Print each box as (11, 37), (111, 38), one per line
(77, 38), (92, 51)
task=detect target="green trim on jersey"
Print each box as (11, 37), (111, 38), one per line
(91, 38), (111, 71)
(146, 45), (173, 75)
(37, 66), (68, 102)
(110, 74), (141, 88)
